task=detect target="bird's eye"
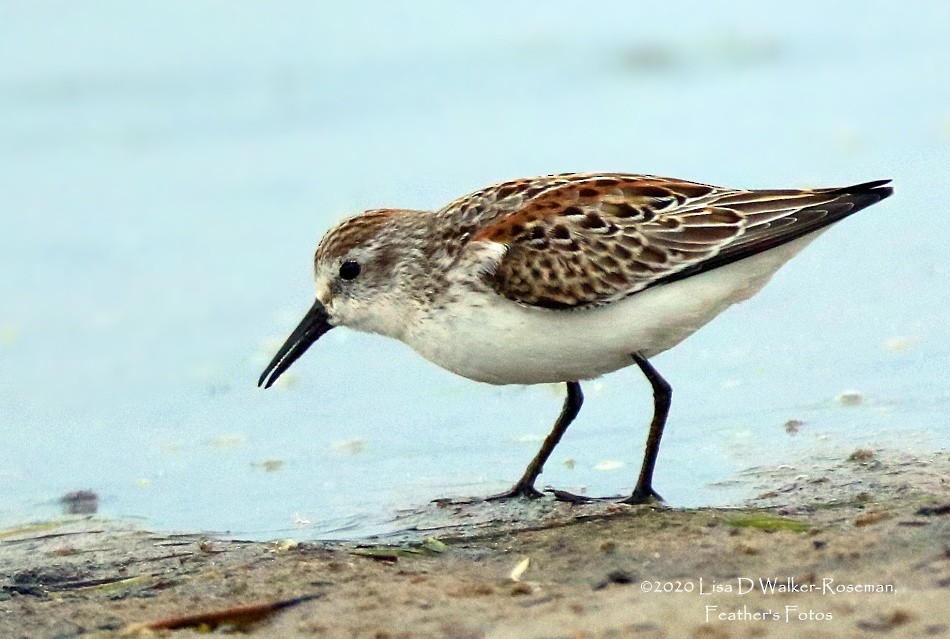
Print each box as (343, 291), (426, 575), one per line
(339, 260), (361, 281)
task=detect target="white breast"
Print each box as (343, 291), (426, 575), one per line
(403, 231), (828, 385)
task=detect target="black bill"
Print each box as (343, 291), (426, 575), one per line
(258, 300), (334, 389)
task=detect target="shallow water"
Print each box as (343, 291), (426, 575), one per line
(2, 2), (948, 540)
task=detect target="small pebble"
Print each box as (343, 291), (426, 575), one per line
(886, 609), (915, 626)
(784, 419), (804, 435)
(60, 490), (98, 515)
(593, 570), (635, 590)
(836, 391), (863, 407)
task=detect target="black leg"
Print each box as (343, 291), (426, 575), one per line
(619, 353), (670, 505)
(487, 381), (584, 500)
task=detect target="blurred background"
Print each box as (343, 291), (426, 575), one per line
(1, 1), (947, 539)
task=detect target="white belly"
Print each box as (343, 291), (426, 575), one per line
(404, 231), (827, 385)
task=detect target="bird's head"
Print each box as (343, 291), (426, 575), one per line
(259, 209), (427, 389)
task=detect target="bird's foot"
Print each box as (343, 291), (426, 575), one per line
(485, 482), (545, 501)
(618, 485), (664, 505)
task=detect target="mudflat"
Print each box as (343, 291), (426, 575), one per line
(1, 449), (947, 638)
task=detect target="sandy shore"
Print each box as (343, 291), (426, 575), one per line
(1, 448), (947, 638)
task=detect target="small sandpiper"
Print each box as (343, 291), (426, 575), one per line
(259, 173), (892, 503)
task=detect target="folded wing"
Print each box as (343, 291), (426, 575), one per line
(466, 174), (892, 309)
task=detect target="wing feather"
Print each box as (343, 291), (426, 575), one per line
(459, 174), (891, 309)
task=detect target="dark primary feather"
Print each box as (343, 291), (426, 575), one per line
(651, 179), (893, 289)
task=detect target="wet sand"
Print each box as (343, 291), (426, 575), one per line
(1, 448), (947, 638)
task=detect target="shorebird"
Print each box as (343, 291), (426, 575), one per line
(259, 173), (892, 503)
